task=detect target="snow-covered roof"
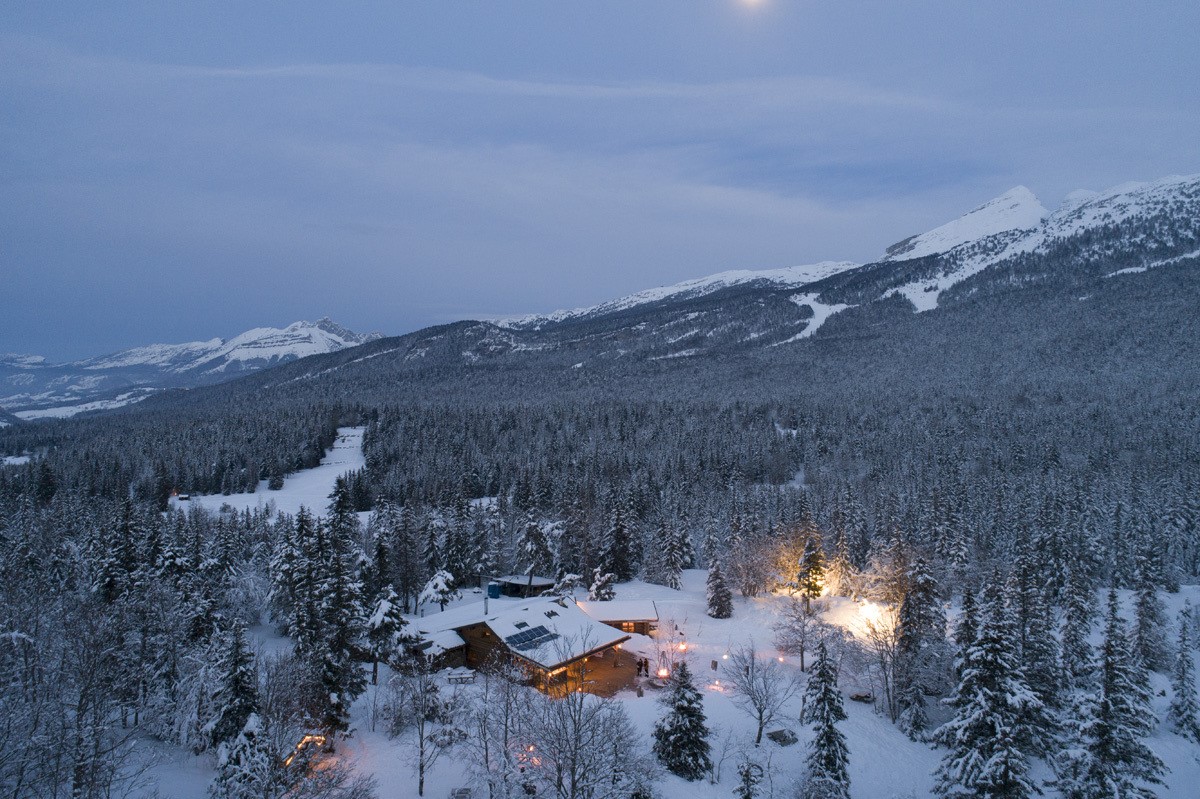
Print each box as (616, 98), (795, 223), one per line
(410, 597), (628, 671)
(417, 628), (466, 656)
(575, 599), (659, 623)
(493, 574), (556, 587)
(482, 599), (629, 671)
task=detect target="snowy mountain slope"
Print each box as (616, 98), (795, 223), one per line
(883, 186), (1049, 262)
(497, 261), (860, 330)
(0, 318), (382, 416)
(879, 173), (1200, 312)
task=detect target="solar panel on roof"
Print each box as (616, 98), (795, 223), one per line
(505, 625), (558, 652)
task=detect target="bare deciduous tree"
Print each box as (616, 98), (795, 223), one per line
(726, 643), (799, 746)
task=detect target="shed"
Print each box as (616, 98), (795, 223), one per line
(493, 574), (557, 598)
(575, 599), (660, 636)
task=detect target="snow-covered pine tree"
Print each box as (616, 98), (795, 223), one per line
(735, 760), (764, 799)
(1132, 551), (1170, 673)
(1020, 583), (1063, 721)
(1167, 601), (1199, 742)
(797, 534), (825, 610)
(825, 522), (856, 598)
(207, 622), (259, 749)
(951, 587), (977, 680)
(598, 499), (634, 581)
(326, 475), (361, 542)
(210, 713), (276, 799)
(516, 512), (554, 594)
(367, 585), (415, 684)
(932, 577), (1045, 799)
(316, 543), (367, 742)
(648, 515), (686, 585)
(652, 660), (712, 781)
(800, 641), (850, 799)
(706, 559), (733, 619)
(419, 569), (460, 612)
(1053, 589), (1166, 799)
(896, 554), (948, 740)
(587, 567), (616, 601)
(1060, 564), (1096, 691)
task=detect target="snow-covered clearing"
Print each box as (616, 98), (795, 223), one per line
(770, 293), (854, 345)
(168, 427), (365, 518)
(136, 563), (1200, 799)
(1, 454), (31, 466)
(145, 432), (1200, 798)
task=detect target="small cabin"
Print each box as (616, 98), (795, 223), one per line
(575, 599), (659, 636)
(493, 574), (556, 598)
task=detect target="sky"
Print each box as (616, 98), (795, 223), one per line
(3, 1), (1199, 360)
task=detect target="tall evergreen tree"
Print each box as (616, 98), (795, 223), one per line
(516, 512), (554, 594)
(598, 499), (634, 581)
(207, 622), (259, 749)
(210, 714), (276, 799)
(366, 586), (415, 685)
(933, 578), (1044, 799)
(706, 559), (733, 619)
(1132, 552), (1170, 673)
(800, 642), (850, 799)
(315, 542), (367, 742)
(797, 534), (826, 610)
(1053, 589), (1166, 799)
(652, 660), (712, 781)
(896, 554), (948, 740)
(1060, 565), (1096, 691)
(1167, 601), (1199, 742)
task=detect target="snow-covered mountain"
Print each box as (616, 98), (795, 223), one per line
(1, 318), (382, 418)
(878, 173), (1200, 311)
(497, 261), (860, 330)
(882, 186), (1049, 262)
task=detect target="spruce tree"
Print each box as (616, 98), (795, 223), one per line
(1059, 565), (1096, 691)
(316, 543), (367, 742)
(366, 586), (414, 684)
(516, 513), (554, 594)
(598, 500), (634, 581)
(952, 587), (977, 680)
(797, 535), (826, 610)
(896, 554), (948, 740)
(706, 559), (733, 619)
(1132, 553), (1169, 673)
(652, 661), (712, 781)
(419, 569), (460, 611)
(210, 714), (276, 799)
(1054, 589), (1165, 799)
(587, 567), (616, 601)
(207, 622), (259, 749)
(801, 642), (850, 799)
(933, 578), (1044, 799)
(1167, 601), (1199, 742)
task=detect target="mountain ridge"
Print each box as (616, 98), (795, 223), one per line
(1, 317), (382, 418)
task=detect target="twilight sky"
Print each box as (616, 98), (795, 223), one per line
(3, 1), (1199, 360)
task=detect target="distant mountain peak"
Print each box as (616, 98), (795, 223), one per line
(2, 318), (383, 418)
(884, 186), (1049, 262)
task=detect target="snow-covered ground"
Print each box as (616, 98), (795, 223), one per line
(144, 429), (1200, 798)
(139, 567), (1200, 799)
(167, 427), (366, 518)
(1, 454), (31, 466)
